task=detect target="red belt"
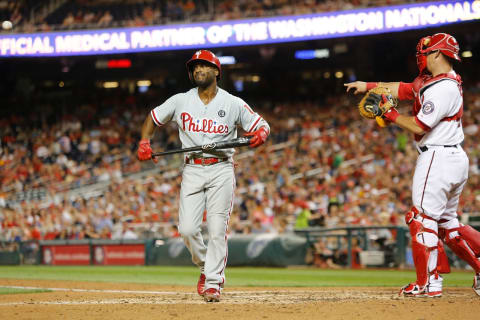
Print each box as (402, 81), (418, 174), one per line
(185, 157), (228, 165)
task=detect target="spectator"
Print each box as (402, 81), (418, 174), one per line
(1, 86), (480, 241)
(6, 0), (438, 32)
(98, 11), (113, 27)
(294, 201), (311, 229)
(62, 13), (75, 27)
(310, 237), (340, 269)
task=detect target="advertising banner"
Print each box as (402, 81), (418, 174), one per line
(148, 235), (307, 267)
(93, 244), (145, 265)
(0, 0), (478, 57)
(42, 245), (90, 265)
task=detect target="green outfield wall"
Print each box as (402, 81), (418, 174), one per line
(0, 227), (410, 267)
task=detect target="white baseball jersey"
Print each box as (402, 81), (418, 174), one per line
(416, 71), (464, 147)
(412, 70), (468, 221)
(150, 87), (269, 158)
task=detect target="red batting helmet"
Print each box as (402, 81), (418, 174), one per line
(186, 50), (221, 83)
(416, 33), (461, 73)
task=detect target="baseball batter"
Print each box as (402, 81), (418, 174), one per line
(137, 50), (270, 302)
(345, 33), (480, 297)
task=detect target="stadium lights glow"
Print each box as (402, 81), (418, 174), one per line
(2, 20), (12, 30)
(251, 75), (261, 82)
(335, 71), (344, 79)
(323, 72), (331, 79)
(295, 49), (330, 60)
(137, 80), (151, 87)
(461, 51), (473, 58)
(103, 81), (119, 88)
(218, 56), (236, 65)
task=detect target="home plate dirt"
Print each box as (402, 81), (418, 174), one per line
(0, 279), (478, 320)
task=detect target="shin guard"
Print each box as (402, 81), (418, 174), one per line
(437, 240), (451, 274)
(458, 225), (480, 254)
(443, 224), (480, 273)
(405, 208), (439, 288)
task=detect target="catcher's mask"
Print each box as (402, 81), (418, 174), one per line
(186, 50), (221, 84)
(416, 33), (461, 73)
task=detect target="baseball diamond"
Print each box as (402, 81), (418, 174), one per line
(0, 267), (479, 320)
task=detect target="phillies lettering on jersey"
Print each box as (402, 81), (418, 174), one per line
(150, 87), (269, 158)
(180, 112), (229, 134)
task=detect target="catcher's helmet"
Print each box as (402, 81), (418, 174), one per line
(186, 50), (221, 83)
(416, 33), (461, 73)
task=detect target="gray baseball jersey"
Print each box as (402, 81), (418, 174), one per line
(151, 87), (269, 158)
(150, 86), (269, 292)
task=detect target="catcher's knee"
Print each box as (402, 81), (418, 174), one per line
(405, 207), (438, 246)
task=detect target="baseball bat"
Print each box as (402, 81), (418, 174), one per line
(151, 136), (252, 157)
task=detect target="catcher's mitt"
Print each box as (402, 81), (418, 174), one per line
(358, 87), (398, 127)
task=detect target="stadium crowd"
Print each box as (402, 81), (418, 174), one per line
(1, 85), (480, 245)
(2, 0), (432, 33)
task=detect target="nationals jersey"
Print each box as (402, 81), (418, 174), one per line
(415, 71), (464, 147)
(150, 87), (269, 158)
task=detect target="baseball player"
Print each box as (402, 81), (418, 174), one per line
(345, 33), (480, 297)
(137, 50), (270, 302)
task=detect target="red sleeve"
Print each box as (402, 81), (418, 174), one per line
(150, 110), (163, 127)
(398, 82), (413, 101)
(415, 116), (431, 132)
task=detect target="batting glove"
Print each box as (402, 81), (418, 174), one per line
(245, 127), (269, 148)
(137, 139), (158, 163)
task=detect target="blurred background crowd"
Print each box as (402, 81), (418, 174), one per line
(1, 86), (480, 243)
(1, 0), (432, 33)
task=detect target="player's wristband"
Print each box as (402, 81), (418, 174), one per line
(397, 82), (411, 100)
(366, 82), (378, 90)
(259, 126), (270, 136)
(383, 108), (400, 123)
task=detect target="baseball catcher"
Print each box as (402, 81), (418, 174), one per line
(345, 33), (480, 298)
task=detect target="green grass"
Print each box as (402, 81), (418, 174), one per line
(0, 287), (51, 295)
(0, 266), (475, 287)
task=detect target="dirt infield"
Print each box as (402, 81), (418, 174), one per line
(0, 279), (478, 320)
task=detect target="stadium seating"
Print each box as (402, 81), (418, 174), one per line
(1, 88), (479, 245)
(1, 0), (433, 33)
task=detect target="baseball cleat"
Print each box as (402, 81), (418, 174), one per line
(203, 288), (220, 302)
(399, 283), (442, 298)
(399, 283), (423, 296)
(197, 273), (206, 296)
(422, 290), (442, 298)
(473, 273), (480, 297)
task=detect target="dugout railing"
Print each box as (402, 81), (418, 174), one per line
(294, 225), (408, 268)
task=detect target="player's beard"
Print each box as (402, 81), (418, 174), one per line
(194, 72), (215, 89)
